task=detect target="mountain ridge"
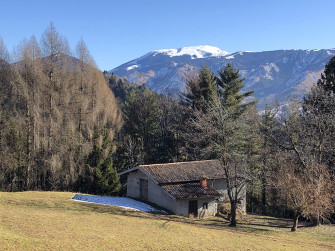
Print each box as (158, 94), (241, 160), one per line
(109, 45), (335, 108)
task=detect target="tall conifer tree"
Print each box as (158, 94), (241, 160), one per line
(217, 63), (255, 118)
(199, 65), (218, 108)
(184, 65), (218, 111)
(317, 56), (335, 94)
(86, 129), (121, 195)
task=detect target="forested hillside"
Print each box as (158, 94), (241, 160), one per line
(0, 24), (122, 192)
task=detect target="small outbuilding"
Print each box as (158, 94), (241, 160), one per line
(119, 160), (246, 217)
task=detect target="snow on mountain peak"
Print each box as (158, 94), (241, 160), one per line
(153, 45), (230, 59)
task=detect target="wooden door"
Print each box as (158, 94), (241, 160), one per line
(139, 179), (148, 201)
(188, 200), (198, 218)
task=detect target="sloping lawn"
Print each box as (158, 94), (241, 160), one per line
(0, 191), (334, 250)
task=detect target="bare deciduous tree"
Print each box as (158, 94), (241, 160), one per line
(274, 160), (334, 231)
(186, 104), (252, 226)
(0, 24), (122, 192)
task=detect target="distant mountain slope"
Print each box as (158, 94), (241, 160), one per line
(109, 45), (335, 108)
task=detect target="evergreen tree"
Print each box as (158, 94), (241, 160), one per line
(181, 66), (219, 159)
(156, 95), (185, 163)
(116, 88), (161, 169)
(302, 56), (335, 178)
(184, 65), (218, 111)
(104, 72), (142, 103)
(86, 129), (121, 195)
(199, 66), (218, 108)
(217, 63), (255, 118)
(214, 65), (257, 226)
(184, 64), (257, 226)
(317, 55), (335, 94)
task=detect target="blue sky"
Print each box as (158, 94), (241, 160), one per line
(1, 0), (335, 70)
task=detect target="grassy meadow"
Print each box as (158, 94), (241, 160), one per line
(0, 191), (334, 250)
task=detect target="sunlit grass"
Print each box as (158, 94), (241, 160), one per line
(1, 191), (334, 250)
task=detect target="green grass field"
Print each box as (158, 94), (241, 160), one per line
(1, 192), (334, 250)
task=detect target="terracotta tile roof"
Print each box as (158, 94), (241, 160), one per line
(160, 182), (221, 199)
(139, 160), (225, 183)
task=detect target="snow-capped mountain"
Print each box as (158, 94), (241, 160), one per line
(153, 45), (230, 59)
(110, 45), (335, 108)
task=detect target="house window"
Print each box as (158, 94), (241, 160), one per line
(203, 202), (208, 209)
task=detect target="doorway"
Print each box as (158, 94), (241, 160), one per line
(139, 179), (148, 201)
(188, 200), (198, 217)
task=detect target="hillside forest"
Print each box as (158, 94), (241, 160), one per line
(0, 24), (334, 230)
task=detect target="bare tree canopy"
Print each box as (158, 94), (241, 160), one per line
(0, 24), (122, 193)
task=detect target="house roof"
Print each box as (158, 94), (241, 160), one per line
(160, 182), (221, 199)
(118, 160), (225, 200)
(138, 160), (225, 183)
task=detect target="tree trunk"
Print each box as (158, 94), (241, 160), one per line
(261, 176), (267, 215)
(230, 202), (237, 227)
(313, 215), (321, 226)
(291, 213), (299, 232)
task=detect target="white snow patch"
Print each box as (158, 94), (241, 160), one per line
(225, 55), (235, 59)
(263, 63), (279, 80)
(127, 64), (139, 71)
(282, 57), (289, 63)
(154, 45), (230, 59)
(72, 194), (166, 213)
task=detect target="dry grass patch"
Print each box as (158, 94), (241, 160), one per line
(0, 191), (334, 250)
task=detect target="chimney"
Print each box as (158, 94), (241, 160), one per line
(200, 176), (207, 188)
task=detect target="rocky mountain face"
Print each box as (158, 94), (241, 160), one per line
(109, 45), (335, 108)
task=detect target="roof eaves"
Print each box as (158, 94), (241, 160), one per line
(119, 167), (176, 199)
(138, 168), (159, 185)
(119, 166), (160, 185)
(118, 166), (140, 176)
(177, 195), (220, 199)
(156, 184), (176, 200)
(138, 159), (220, 168)
(137, 169), (176, 199)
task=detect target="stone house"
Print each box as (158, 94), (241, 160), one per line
(119, 160), (246, 217)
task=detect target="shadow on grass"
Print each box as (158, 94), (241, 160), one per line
(48, 200), (292, 233)
(239, 215), (315, 230)
(3, 193), (312, 234)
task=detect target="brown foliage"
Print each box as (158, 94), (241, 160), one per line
(0, 25), (122, 191)
(274, 159), (334, 230)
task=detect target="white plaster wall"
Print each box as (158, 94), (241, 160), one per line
(197, 198), (218, 217)
(126, 171), (140, 198)
(210, 178), (247, 214)
(210, 179), (228, 201)
(126, 171), (224, 217)
(174, 199), (188, 216)
(126, 170), (176, 213)
(240, 186), (247, 214)
(175, 198), (218, 217)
